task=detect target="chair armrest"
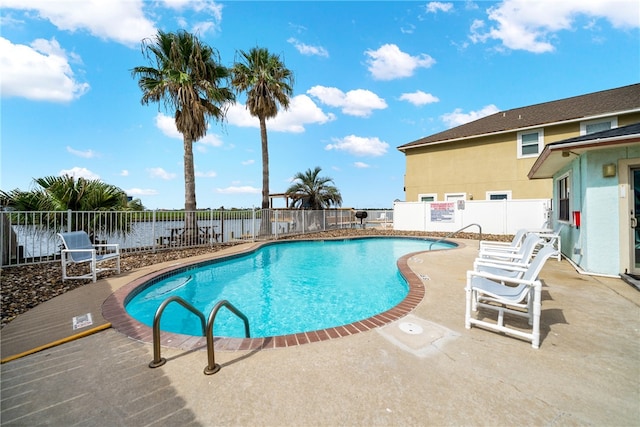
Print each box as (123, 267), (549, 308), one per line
(480, 241), (512, 248)
(479, 243), (518, 252)
(467, 269), (538, 287)
(474, 258), (528, 271)
(93, 243), (120, 252)
(478, 249), (525, 260)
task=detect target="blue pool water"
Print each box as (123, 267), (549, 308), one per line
(125, 237), (454, 338)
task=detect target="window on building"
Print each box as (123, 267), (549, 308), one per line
(581, 117), (617, 135)
(517, 129), (544, 158)
(418, 193), (437, 202)
(445, 193), (466, 201)
(486, 191), (512, 200)
(558, 174), (570, 222)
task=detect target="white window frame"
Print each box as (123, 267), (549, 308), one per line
(445, 193), (466, 201)
(580, 117), (617, 135)
(418, 193), (437, 202)
(557, 172), (571, 223)
(486, 191), (512, 200)
(517, 128), (544, 159)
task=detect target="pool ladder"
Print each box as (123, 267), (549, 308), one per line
(148, 296), (250, 375)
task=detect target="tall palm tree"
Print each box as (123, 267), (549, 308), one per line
(285, 167), (342, 209)
(132, 30), (234, 240)
(231, 47), (294, 212)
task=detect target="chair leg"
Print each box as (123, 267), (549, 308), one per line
(91, 258), (97, 283)
(61, 255), (68, 282)
(531, 286), (542, 348)
(465, 287), (472, 329)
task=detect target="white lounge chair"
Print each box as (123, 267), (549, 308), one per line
(479, 228), (527, 252)
(58, 231), (121, 282)
(478, 233), (541, 263)
(537, 225), (563, 261)
(473, 235), (542, 279)
(465, 244), (558, 349)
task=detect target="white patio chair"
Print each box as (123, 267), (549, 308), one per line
(537, 225), (564, 261)
(479, 228), (527, 252)
(58, 231), (121, 282)
(474, 235), (542, 279)
(465, 244), (558, 349)
(478, 233), (541, 263)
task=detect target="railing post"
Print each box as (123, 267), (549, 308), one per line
(274, 210), (279, 240)
(152, 209), (157, 252)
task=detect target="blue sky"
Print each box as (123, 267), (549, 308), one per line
(1, 1), (638, 210)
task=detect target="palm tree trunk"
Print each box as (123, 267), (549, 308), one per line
(259, 116), (271, 235)
(184, 136), (198, 243)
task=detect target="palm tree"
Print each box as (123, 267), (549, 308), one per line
(285, 167), (342, 209)
(131, 30), (234, 241)
(0, 175), (137, 239)
(231, 47), (294, 213)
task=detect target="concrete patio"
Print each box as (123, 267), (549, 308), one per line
(1, 239), (639, 426)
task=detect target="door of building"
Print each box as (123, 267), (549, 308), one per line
(630, 167), (640, 275)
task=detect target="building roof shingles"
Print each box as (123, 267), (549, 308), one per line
(398, 83), (640, 151)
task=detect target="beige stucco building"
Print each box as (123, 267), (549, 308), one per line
(398, 84), (640, 203)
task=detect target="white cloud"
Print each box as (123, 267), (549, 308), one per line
(195, 170), (217, 178)
(0, 37), (89, 102)
(365, 44), (435, 80)
(471, 0), (640, 53)
(126, 187), (158, 196)
(147, 167), (177, 180)
(66, 145), (99, 158)
(120, 170), (129, 176)
(354, 162), (370, 169)
(426, 2), (453, 13)
(307, 86), (387, 117)
(441, 104), (499, 128)
(227, 94), (335, 133)
(155, 112), (225, 148)
(216, 186), (260, 194)
(399, 90), (440, 106)
(325, 135), (389, 157)
(287, 37), (329, 57)
(155, 113), (182, 139)
(195, 134), (224, 152)
(241, 159), (255, 166)
(2, 0), (157, 46)
(59, 167), (99, 180)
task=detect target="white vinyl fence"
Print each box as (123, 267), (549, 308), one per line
(392, 199), (551, 235)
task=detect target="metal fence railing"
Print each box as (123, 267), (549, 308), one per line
(1, 208), (393, 267)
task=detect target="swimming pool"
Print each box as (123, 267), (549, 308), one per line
(124, 237), (455, 339)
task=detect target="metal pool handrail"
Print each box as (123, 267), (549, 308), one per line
(149, 296), (207, 368)
(205, 300), (251, 375)
(429, 223), (483, 250)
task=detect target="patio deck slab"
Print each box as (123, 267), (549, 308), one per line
(1, 239), (639, 426)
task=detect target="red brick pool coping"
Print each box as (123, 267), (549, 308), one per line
(103, 239), (443, 352)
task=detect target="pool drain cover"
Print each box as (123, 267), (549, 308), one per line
(399, 322), (423, 335)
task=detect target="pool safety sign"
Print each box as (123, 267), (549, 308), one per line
(72, 313), (93, 330)
(430, 202), (455, 223)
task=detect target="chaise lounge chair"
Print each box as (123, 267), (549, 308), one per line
(465, 244), (558, 349)
(477, 233), (541, 263)
(58, 231), (121, 282)
(473, 234), (543, 279)
(479, 228), (527, 252)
